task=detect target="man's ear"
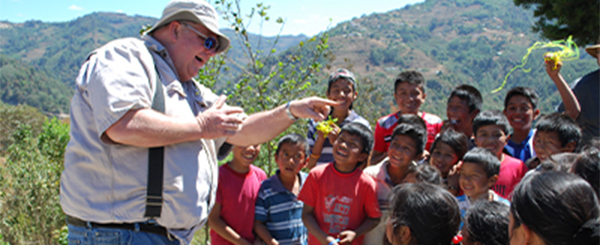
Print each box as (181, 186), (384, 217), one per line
(399, 225), (412, 244)
(470, 109), (481, 120)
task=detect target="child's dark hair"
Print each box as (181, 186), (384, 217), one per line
(511, 171), (600, 245)
(472, 110), (510, 136)
(392, 123), (427, 156)
(462, 148), (501, 178)
(504, 86), (539, 110)
(535, 112), (582, 149)
(572, 148), (600, 198)
(464, 201), (510, 245)
(339, 122), (373, 156)
(539, 152), (579, 173)
(429, 128), (469, 160)
(388, 183), (461, 245)
(394, 70), (425, 93)
(406, 164), (443, 185)
(275, 133), (309, 156)
(397, 113), (427, 130)
(448, 84), (483, 113)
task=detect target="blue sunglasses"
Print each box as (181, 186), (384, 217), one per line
(181, 22), (219, 51)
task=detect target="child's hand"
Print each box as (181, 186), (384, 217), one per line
(338, 230), (357, 244)
(326, 123), (340, 143)
(545, 56), (563, 78)
(324, 236), (339, 245)
(447, 161), (462, 195)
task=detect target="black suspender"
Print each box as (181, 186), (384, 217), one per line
(144, 68), (165, 218)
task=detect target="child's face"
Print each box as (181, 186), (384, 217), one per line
(447, 96), (477, 135)
(388, 135), (418, 169)
(232, 144), (261, 167)
(394, 82), (425, 114)
(275, 143), (307, 178)
(474, 125), (508, 158)
(459, 162), (496, 200)
(504, 95), (540, 132)
(333, 131), (368, 169)
(429, 142), (459, 176)
(327, 79), (357, 111)
(533, 130), (574, 162)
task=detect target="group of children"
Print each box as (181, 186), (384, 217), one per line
(207, 62), (599, 245)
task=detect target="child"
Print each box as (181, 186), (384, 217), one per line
(461, 201), (509, 245)
(371, 70), (442, 165)
(306, 68), (370, 169)
(255, 134), (309, 245)
(402, 164), (443, 185)
(363, 122), (428, 244)
(503, 87), (541, 163)
(445, 84), (483, 148)
(456, 148), (510, 221)
(509, 171), (600, 245)
(570, 147), (600, 197)
(386, 183), (461, 245)
(472, 110), (527, 199)
(299, 122), (381, 245)
(428, 128), (469, 196)
(528, 112), (582, 169)
(209, 144), (267, 245)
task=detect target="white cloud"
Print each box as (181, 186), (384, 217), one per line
(68, 5), (84, 11)
(116, 10), (124, 13)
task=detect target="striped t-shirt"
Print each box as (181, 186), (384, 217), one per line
(255, 171), (308, 245)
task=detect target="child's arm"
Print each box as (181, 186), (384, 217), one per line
(545, 59), (581, 120)
(254, 220), (278, 245)
(208, 203), (253, 245)
(307, 129), (327, 170)
(302, 204), (339, 245)
(338, 217), (381, 244)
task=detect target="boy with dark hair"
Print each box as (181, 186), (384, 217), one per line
(363, 122), (428, 244)
(255, 134), (310, 245)
(461, 201), (510, 245)
(299, 122), (381, 245)
(371, 70), (442, 165)
(472, 110), (527, 199)
(307, 68), (370, 169)
(527, 112), (582, 169)
(445, 85), (483, 143)
(457, 148), (510, 221)
(503, 87), (540, 163)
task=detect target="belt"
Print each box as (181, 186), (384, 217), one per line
(66, 215), (169, 237)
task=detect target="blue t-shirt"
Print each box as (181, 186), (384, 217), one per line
(255, 171), (308, 245)
(505, 129), (536, 163)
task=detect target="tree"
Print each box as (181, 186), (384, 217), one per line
(513, 0), (600, 46)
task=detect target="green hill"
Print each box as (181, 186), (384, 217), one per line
(0, 0), (596, 119)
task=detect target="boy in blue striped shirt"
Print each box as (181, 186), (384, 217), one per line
(255, 134), (309, 245)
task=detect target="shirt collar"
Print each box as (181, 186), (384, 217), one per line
(270, 170), (308, 193)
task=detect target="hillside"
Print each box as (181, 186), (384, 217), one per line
(320, 0), (597, 117)
(0, 12), (307, 114)
(0, 0), (597, 118)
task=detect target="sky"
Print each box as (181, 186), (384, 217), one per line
(0, 0), (425, 37)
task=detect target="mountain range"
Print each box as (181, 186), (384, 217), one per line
(0, 0), (596, 120)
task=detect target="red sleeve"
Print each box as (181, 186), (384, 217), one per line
(373, 121), (386, 152)
(363, 177), (382, 218)
(298, 172), (317, 208)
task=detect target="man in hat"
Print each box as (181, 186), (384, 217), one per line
(553, 39), (599, 147)
(59, 0), (336, 244)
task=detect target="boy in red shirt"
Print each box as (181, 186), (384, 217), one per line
(371, 70), (442, 165)
(472, 110), (528, 199)
(300, 122), (381, 245)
